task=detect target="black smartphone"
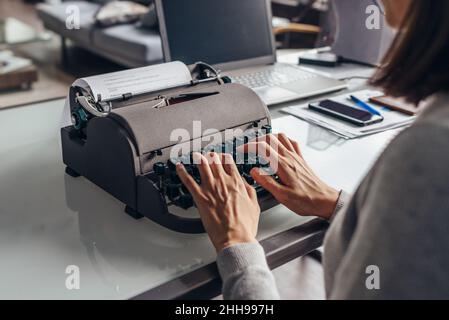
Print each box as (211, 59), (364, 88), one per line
(309, 100), (384, 127)
(299, 52), (339, 67)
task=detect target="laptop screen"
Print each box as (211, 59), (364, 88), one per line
(158, 0), (274, 66)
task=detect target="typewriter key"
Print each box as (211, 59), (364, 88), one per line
(167, 184), (181, 201)
(167, 158), (178, 171)
(220, 143), (226, 153)
(153, 162), (166, 175)
(262, 125), (272, 134)
(177, 194), (194, 210)
(243, 174), (255, 185)
(169, 171), (181, 183)
(243, 163), (253, 174)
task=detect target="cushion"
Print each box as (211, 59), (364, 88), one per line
(92, 23), (163, 64)
(37, 1), (100, 46)
(95, 1), (150, 27)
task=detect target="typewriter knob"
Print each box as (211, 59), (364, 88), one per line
(243, 163), (253, 174)
(243, 174), (255, 185)
(221, 143), (227, 153)
(71, 108), (89, 130)
(167, 184), (181, 201)
(188, 151), (194, 164)
(222, 76), (232, 84)
(169, 171), (181, 183)
(153, 162), (166, 175)
(177, 194), (194, 210)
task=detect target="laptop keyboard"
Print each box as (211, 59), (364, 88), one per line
(231, 65), (319, 89)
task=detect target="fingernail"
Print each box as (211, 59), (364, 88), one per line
(192, 152), (202, 164)
(250, 168), (259, 175)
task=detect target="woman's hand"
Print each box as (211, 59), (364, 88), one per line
(242, 133), (339, 220)
(176, 152), (261, 252)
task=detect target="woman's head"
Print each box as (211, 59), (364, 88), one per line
(371, 0), (449, 104)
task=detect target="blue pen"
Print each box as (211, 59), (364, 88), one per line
(350, 95), (383, 117)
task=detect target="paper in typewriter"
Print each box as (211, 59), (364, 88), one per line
(73, 61), (192, 102)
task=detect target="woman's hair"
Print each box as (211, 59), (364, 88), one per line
(370, 0), (449, 104)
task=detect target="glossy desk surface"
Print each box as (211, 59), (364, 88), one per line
(0, 94), (399, 299)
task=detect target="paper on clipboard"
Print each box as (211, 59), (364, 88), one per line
(282, 90), (416, 139)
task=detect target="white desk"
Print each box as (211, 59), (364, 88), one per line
(0, 97), (399, 299)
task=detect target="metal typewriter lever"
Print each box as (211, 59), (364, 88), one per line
(151, 95), (169, 109)
(76, 95), (110, 118)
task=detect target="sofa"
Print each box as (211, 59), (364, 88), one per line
(37, 0), (163, 67)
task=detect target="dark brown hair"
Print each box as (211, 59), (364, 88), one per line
(371, 0), (449, 105)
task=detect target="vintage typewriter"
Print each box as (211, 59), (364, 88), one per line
(61, 62), (279, 233)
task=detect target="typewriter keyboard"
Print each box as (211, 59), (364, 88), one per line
(152, 125), (277, 210)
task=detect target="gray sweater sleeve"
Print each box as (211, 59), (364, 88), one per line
(216, 191), (349, 300)
(217, 242), (280, 300)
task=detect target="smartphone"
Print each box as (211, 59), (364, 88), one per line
(299, 52), (339, 67)
(309, 100), (384, 127)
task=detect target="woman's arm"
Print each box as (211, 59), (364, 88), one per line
(176, 152), (280, 300)
(176, 135), (340, 300)
(217, 242), (280, 300)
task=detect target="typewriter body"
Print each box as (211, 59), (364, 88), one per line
(61, 63), (278, 234)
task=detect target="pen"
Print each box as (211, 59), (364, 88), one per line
(350, 95), (382, 117)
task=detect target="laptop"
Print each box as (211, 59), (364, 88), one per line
(155, 0), (346, 106)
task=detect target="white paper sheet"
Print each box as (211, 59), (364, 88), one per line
(73, 61), (192, 102)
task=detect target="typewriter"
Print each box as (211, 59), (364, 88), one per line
(61, 62), (279, 233)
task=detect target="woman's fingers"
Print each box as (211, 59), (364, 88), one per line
(205, 152), (226, 178)
(288, 138), (302, 157)
(242, 177), (258, 200)
(258, 133), (297, 154)
(192, 152), (214, 184)
(238, 141), (280, 163)
(238, 133), (302, 163)
(176, 163), (201, 196)
(220, 153), (242, 177)
(276, 133), (296, 153)
(242, 134), (288, 156)
(251, 167), (287, 200)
